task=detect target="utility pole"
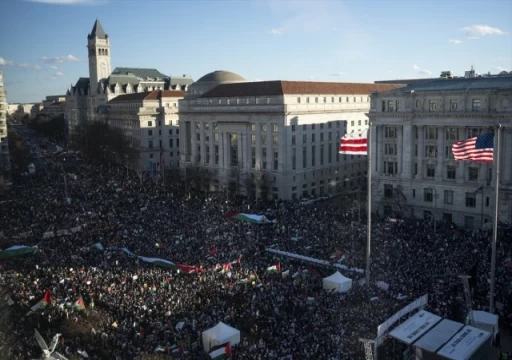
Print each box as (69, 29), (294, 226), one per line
(460, 275), (474, 325)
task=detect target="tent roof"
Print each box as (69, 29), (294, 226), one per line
(389, 310), (442, 345)
(436, 325), (491, 360)
(470, 311), (498, 326)
(203, 322), (239, 342)
(324, 271), (351, 283)
(414, 319), (464, 353)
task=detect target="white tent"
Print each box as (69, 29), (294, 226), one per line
(467, 310), (499, 338)
(202, 322), (240, 352)
(322, 271), (352, 293)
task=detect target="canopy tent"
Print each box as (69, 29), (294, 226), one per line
(202, 322), (240, 352)
(322, 271), (352, 293)
(467, 311), (499, 338)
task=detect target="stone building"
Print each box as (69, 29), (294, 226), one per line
(0, 71), (11, 187)
(368, 72), (512, 228)
(179, 70), (400, 200)
(103, 90), (185, 173)
(66, 19), (193, 139)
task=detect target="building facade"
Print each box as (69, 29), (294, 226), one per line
(0, 71), (11, 187)
(180, 70), (400, 200)
(368, 73), (512, 228)
(66, 20), (193, 138)
(104, 90), (185, 172)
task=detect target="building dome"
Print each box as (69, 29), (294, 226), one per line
(197, 70), (246, 83)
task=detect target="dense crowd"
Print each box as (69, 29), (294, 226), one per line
(0, 137), (511, 360)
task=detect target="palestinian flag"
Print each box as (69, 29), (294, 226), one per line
(226, 212), (273, 224)
(209, 342), (232, 359)
(41, 290), (51, 308)
(212, 264), (222, 272)
(30, 290), (52, 312)
(73, 296), (85, 311)
(155, 345), (168, 352)
(222, 263), (232, 273)
(267, 263), (281, 273)
(155, 243), (164, 249)
(138, 256), (176, 269)
(0, 245), (36, 259)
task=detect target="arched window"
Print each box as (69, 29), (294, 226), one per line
(105, 49), (108, 56)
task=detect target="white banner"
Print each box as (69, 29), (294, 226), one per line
(266, 248), (364, 274)
(376, 294), (428, 340)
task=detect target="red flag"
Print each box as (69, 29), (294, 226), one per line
(339, 130), (368, 155)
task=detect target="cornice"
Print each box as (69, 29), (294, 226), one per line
(369, 111), (512, 119)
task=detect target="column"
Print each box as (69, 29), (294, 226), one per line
(219, 132), (224, 169)
(208, 121), (214, 166)
(402, 122), (413, 180)
(377, 126), (384, 174)
(370, 124), (378, 176)
(237, 133), (243, 169)
(224, 133), (231, 169)
(503, 129), (512, 184)
(191, 122), (197, 164)
(243, 132), (250, 170)
(397, 125), (403, 175)
(199, 122), (206, 165)
(436, 127), (445, 182)
(416, 126), (424, 180)
(456, 127), (465, 184)
(266, 123), (272, 171)
(256, 125), (262, 169)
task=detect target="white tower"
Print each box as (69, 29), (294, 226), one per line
(87, 19), (111, 95)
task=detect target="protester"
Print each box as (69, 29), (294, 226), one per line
(0, 133), (510, 360)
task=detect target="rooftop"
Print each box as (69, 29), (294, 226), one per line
(389, 74), (512, 93)
(88, 19), (107, 40)
(107, 90), (187, 104)
(200, 80), (404, 98)
(111, 67), (168, 80)
(197, 70), (245, 83)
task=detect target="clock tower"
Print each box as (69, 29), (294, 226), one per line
(87, 19), (111, 95)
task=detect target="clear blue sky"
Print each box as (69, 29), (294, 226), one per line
(0, 0), (511, 103)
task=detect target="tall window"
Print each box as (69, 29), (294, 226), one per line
(384, 126), (397, 139)
(447, 165), (456, 179)
(425, 145), (437, 158)
(311, 146), (316, 167)
(424, 188), (433, 202)
(426, 164), (435, 178)
(387, 100), (395, 112)
(429, 100), (437, 111)
(468, 167), (479, 181)
(384, 161), (397, 175)
(303, 147), (307, 169)
(273, 151), (279, 170)
(450, 99), (458, 111)
(251, 148), (256, 168)
(384, 184), (393, 198)
(385, 143), (397, 155)
(445, 128), (457, 140)
(444, 190), (454, 205)
(425, 127), (437, 140)
(292, 149), (296, 170)
(465, 193), (476, 208)
(215, 145), (219, 164)
(472, 99), (481, 111)
(262, 148), (267, 169)
(320, 144), (324, 165)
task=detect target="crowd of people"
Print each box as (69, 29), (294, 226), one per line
(0, 131), (511, 360)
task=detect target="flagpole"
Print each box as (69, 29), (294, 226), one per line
(489, 124), (501, 313)
(366, 123), (372, 289)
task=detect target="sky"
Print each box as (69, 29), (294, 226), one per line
(0, 0), (511, 103)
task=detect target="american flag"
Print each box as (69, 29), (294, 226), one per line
(452, 132), (494, 162)
(339, 130), (368, 155)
